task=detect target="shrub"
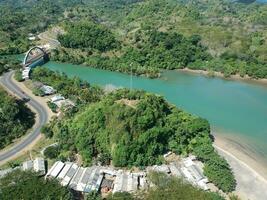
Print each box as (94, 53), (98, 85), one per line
(44, 145), (59, 159)
(14, 70), (24, 82)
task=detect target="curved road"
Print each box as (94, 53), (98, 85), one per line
(0, 71), (48, 162)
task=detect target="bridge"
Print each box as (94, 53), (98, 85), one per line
(23, 46), (50, 68)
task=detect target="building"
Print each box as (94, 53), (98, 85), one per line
(181, 157), (209, 190)
(51, 95), (65, 103)
(139, 176), (148, 189)
(53, 99), (75, 109)
(22, 158), (46, 175)
(33, 157), (46, 175)
(169, 162), (182, 177)
(69, 167), (86, 191)
(181, 167), (194, 182)
(84, 167), (104, 193)
(113, 172), (138, 193)
(44, 157), (210, 194)
(23, 160), (33, 171)
(61, 163), (79, 186)
(146, 165), (170, 174)
(188, 165), (204, 182)
(46, 161), (65, 179)
(22, 67), (31, 80)
(76, 167), (94, 192)
(40, 85), (56, 95)
(57, 162), (73, 180)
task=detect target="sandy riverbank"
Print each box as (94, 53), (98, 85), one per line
(213, 134), (267, 200)
(178, 68), (267, 86)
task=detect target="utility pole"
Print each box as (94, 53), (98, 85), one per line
(130, 63), (133, 91)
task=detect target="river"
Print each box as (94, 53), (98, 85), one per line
(42, 61), (267, 165)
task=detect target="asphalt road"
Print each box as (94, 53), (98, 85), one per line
(0, 71), (48, 162)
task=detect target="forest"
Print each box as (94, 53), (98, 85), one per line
(1, 0), (266, 78)
(47, 0), (267, 79)
(37, 68), (235, 192)
(52, 22), (210, 78)
(0, 87), (35, 149)
(58, 21), (120, 51)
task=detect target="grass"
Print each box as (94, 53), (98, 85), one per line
(0, 136), (55, 170)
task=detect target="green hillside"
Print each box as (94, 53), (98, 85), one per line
(51, 0), (267, 79)
(41, 78), (235, 192)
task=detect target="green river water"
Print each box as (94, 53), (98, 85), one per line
(43, 61), (267, 163)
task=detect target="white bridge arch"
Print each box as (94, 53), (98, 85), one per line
(23, 46), (47, 66)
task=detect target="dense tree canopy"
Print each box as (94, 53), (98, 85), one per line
(58, 21), (120, 52)
(0, 170), (72, 200)
(52, 28), (210, 78)
(0, 87), (35, 149)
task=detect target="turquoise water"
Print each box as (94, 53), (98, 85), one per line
(43, 61), (267, 162)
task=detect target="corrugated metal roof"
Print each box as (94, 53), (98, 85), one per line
(188, 165), (204, 182)
(46, 161), (65, 178)
(61, 164), (78, 186)
(22, 160), (33, 171)
(33, 158), (45, 174)
(169, 163), (182, 177)
(57, 162), (73, 179)
(69, 167), (85, 190)
(76, 167), (92, 192)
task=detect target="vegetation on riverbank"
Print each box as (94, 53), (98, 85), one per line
(0, 87), (35, 149)
(31, 67), (103, 108)
(0, 170), (72, 200)
(37, 67), (235, 192)
(52, 20), (210, 78)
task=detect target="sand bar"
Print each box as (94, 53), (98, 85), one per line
(214, 133), (267, 200)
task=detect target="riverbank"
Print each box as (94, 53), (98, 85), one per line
(178, 68), (267, 86)
(213, 134), (267, 200)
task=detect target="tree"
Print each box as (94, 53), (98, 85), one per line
(0, 87), (35, 149)
(44, 145), (59, 159)
(107, 192), (134, 200)
(14, 70), (24, 82)
(0, 170), (72, 200)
